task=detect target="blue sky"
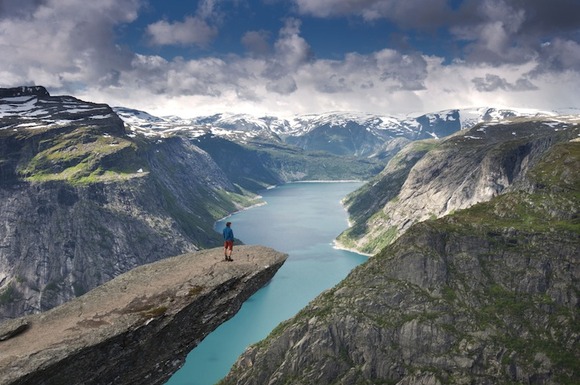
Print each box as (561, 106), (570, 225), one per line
(1, 0), (579, 117)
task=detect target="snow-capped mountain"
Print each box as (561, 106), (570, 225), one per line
(114, 108), (285, 142)
(1, 86), (571, 160)
(115, 106), (559, 138)
(0, 86), (123, 133)
(112, 106), (565, 158)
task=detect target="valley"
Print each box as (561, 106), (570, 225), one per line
(0, 86), (578, 384)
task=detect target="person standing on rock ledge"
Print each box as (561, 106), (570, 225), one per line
(223, 222), (234, 261)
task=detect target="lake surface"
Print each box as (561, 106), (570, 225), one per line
(165, 181), (367, 385)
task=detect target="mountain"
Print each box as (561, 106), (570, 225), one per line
(2, 86), (578, 384)
(113, 107), (563, 195)
(1, 86), (568, 321)
(114, 107), (558, 160)
(0, 87), (253, 320)
(1, 86), (399, 320)
(219, 120), (580, 385)
(116, 107), (386, 190)
(338, 114), (580, 255)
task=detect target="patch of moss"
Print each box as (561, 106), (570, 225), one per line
(338, 207), (394, 253)
(362, 225), (398, 255)
(188, 285), (204, 296)
(528, 141), (580, 190)
(0, 285), (18, 304)
(18, 127), (144, 184)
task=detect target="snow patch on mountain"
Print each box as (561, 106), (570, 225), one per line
(111, 106), (575, 149)
(1, 94), (115, 130)
(2, 89), (574, 147)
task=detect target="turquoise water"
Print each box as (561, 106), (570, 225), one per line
(165, 182), (367, 385)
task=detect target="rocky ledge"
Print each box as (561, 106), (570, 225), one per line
(0, 245), (287, 385)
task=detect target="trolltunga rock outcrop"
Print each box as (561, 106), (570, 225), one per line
(0, 245), (287, 385)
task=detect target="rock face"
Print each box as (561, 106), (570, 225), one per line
(219, 137), (579, 384)
(0, 245), (287, 385)
(0, 88), (251, 320)
(339, 116), (580, 255)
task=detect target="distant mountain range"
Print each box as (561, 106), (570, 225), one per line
(113, 106), (575, 158)
(2, 86), (572, 160)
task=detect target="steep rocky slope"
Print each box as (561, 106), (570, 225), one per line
(0, 87), (252, 320)
(219, 137), (579, 384)
(0, 245), (287, 385)
(338, 116), (580, 255)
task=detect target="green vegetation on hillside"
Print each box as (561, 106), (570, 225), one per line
(18, 126), (145, 184)
(444, 140), (579, 234)
(194, 135), (383, 191)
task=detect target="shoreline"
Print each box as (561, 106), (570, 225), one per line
(332, 240), (373, 257)
(217, 179), (364, 223)
(216, 200), (268, 223)
(217, 180), (368, 256)
(287, 179), (363, 184)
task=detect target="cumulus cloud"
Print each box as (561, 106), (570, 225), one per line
(452, 0), (580, 69)
(374, 50), (428, 90)
(534, 38), (580, 73)
(293, 0), (580, 72)
(1, 0), (578, 119)
(266, 76), (298, 94)
(147, 16), (218, 46)
(145, 0), (227, 47)
(273, 18), (313, 71)
(0, 0), (44, 18)
(262, 18), (313, 95)
(0, 0), (140, 88)
(472, 74), (538, 92)
(242, 30), (272, 56)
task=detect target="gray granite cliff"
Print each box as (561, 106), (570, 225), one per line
(219, 135), (579, 384)
(0, 87), (248, 320)
(339, 116), (580, 255)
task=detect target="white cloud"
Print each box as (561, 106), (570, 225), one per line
(242, 30), (272, 56)
(145, 0), (227, 47)
(83, 46), (577, 119)
(0, 0), (140, 88)
(1, 0), (578, 119)
(293, 0), (449, 26)
(147, 16), (218, 47)
(269, 19), (312, 73)
(535, 38), (580, 73)
(472, 74), (537, 92)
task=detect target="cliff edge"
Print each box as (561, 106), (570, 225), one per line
(0, 245), (287, 385)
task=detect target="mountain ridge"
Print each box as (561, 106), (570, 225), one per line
(114, 105), (562, 144)
(0, 87), (254, 320)
(1, 85), (579, 384)
(337, 115), (580, 254)
(219, 125), (580, 385)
